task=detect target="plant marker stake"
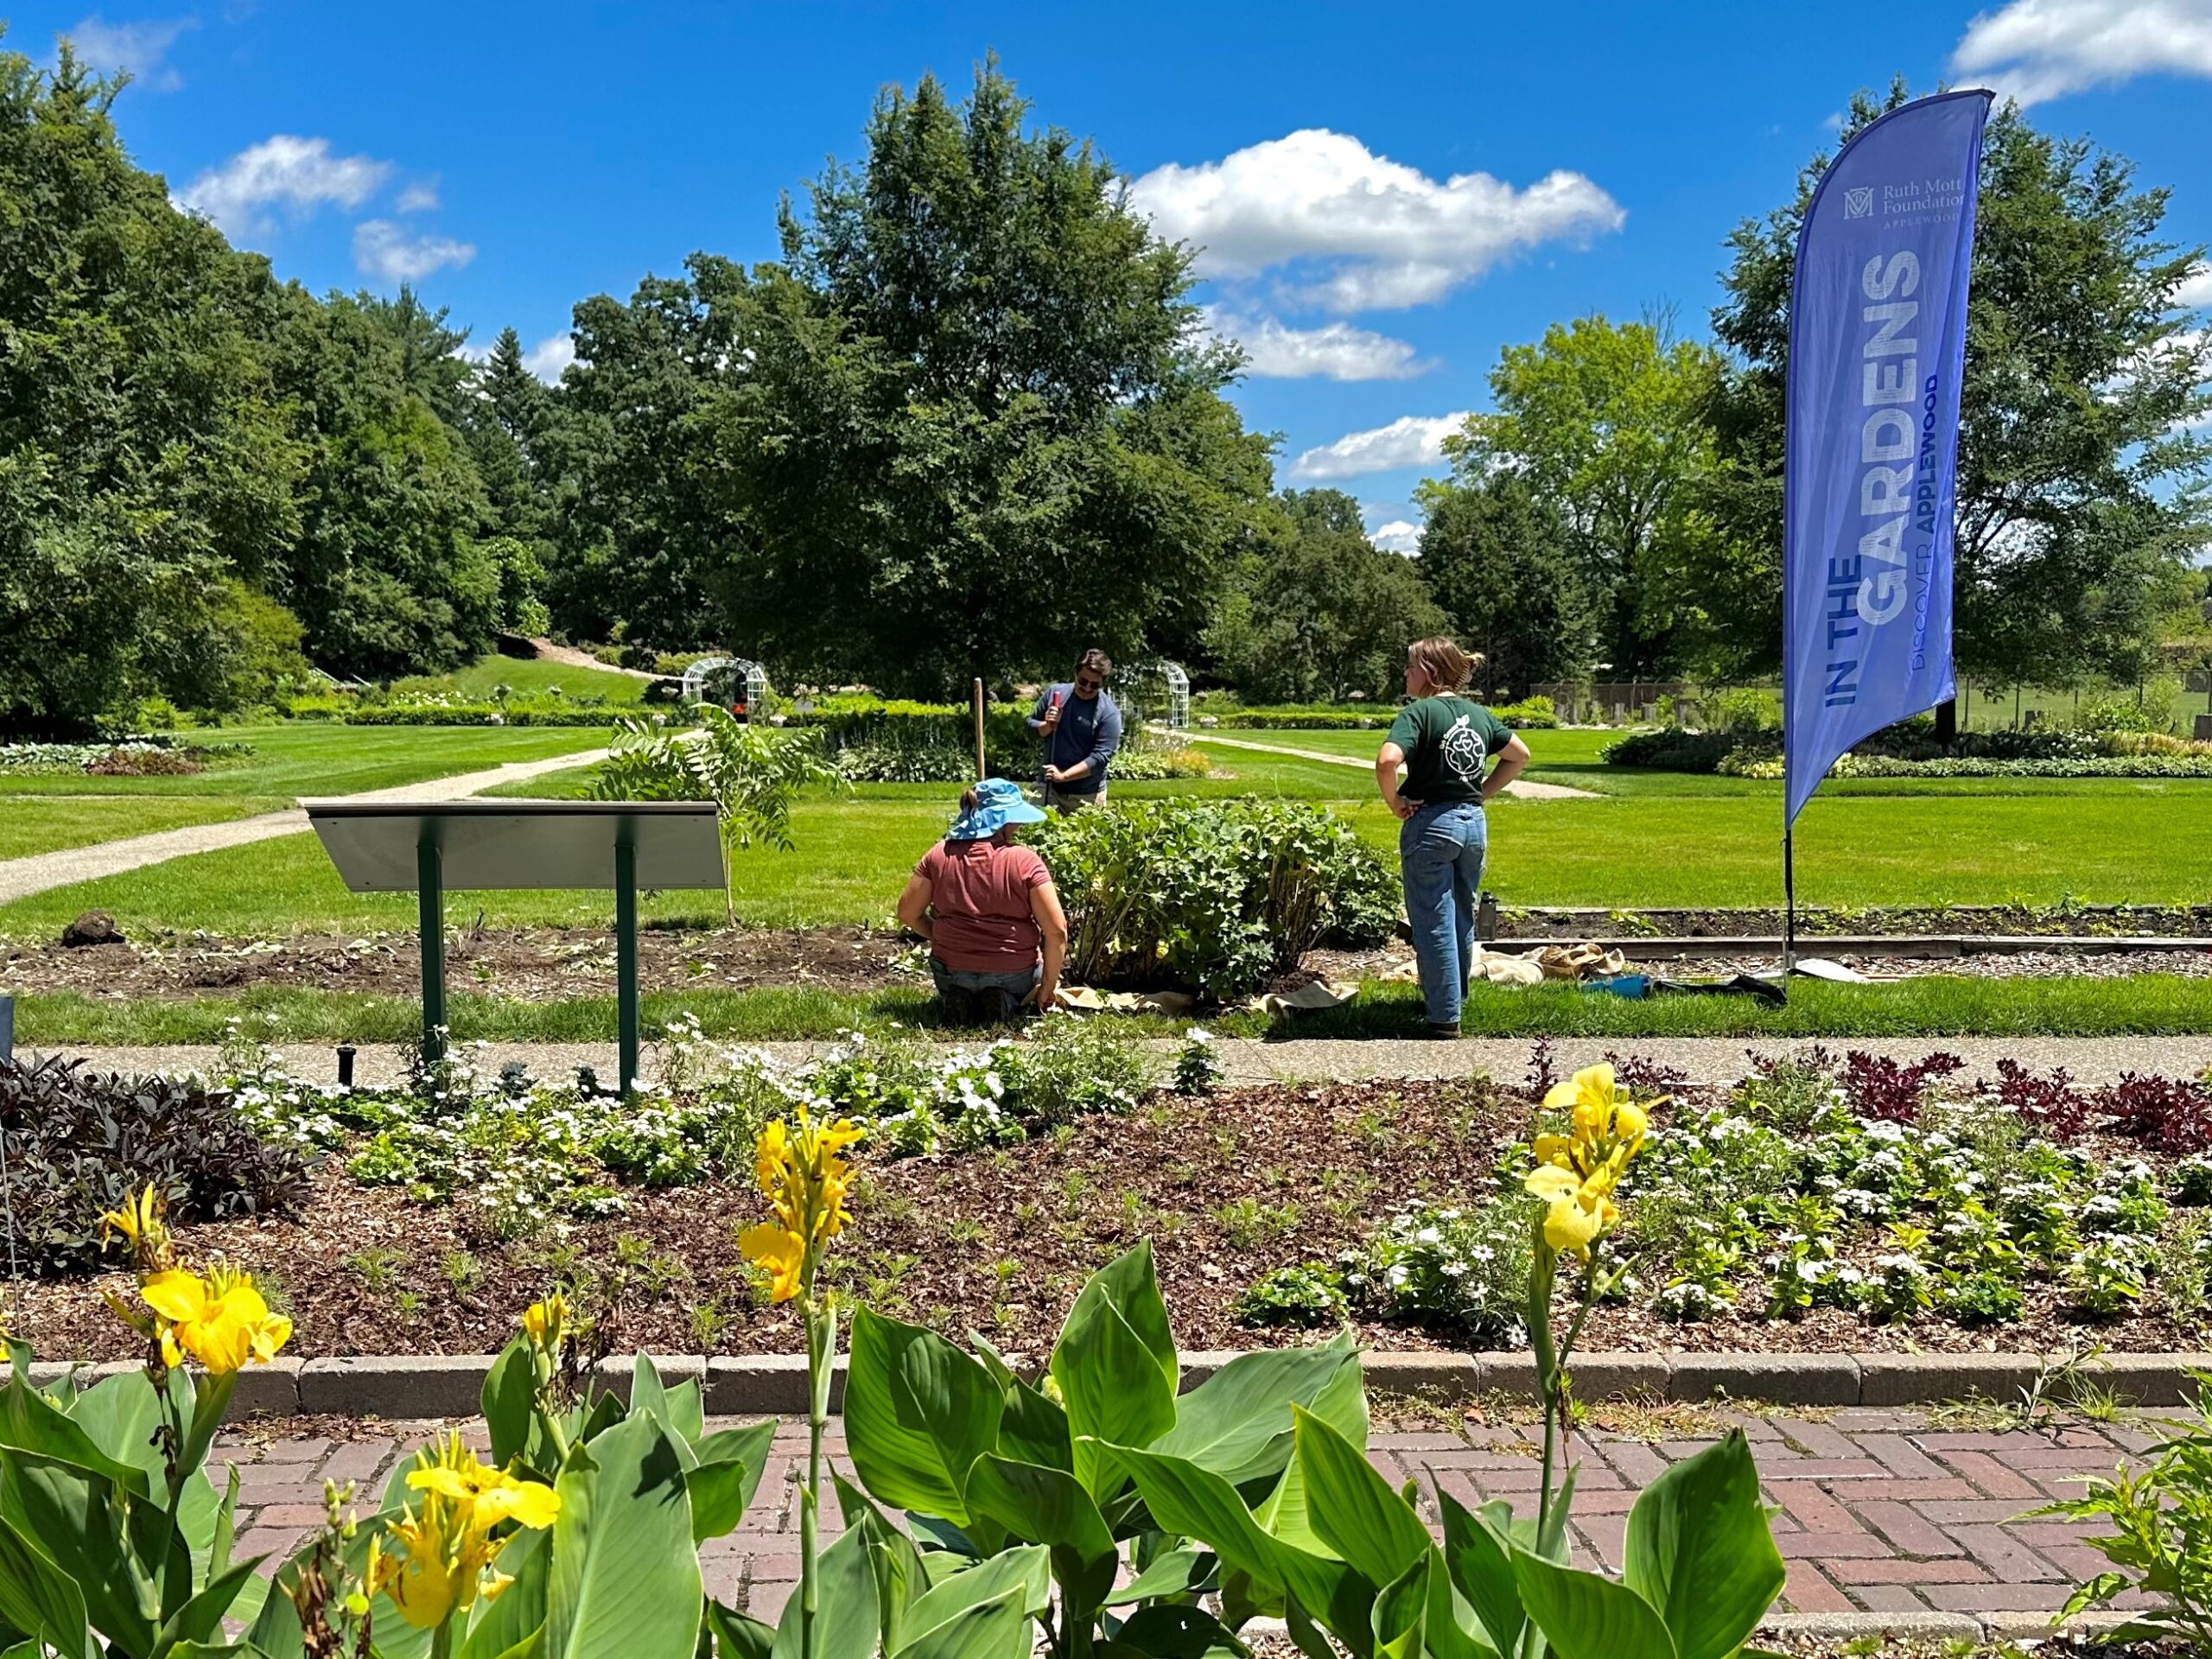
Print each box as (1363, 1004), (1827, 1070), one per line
(418, 832), (446, 1066)
(973, 677), (986, 781)
(0, 993), (14, 1277)
(616, 828), (639, 1096)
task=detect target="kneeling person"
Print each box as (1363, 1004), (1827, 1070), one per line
(896, 778), (1069, 1024)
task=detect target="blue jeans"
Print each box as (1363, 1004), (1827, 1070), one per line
(1399, 802), (1488, 1026)
(930, 957), (1041, 1025)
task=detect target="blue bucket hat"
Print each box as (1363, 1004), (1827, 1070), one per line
(947, 777), (1047, 841)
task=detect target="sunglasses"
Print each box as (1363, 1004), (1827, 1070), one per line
(1075, 676), (1103, 691)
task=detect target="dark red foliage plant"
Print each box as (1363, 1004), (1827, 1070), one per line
(2104, 1071), (2212, 1154)
(1993, 1058), (2094, 1141)
(1841, 1051), (1966, 1124)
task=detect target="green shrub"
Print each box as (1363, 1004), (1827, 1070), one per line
(0, 1055), (314, 1274)
(1339, 1197), (1535, 1344)
(1233, 1262), (1348, 1326)
(340, 701), (635, 728)
(1703, 686), (1781, 732)
(2049, 1375), (2212, 1643)
(1029, 797), (1396, 1000)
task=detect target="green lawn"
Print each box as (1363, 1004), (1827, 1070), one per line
(0, 796), (289, 861)
(13, 971), (2210, 1046)
(391, 652), (656, 706)
(0, 723), (609, 804)
(2, 710), (2204, 938)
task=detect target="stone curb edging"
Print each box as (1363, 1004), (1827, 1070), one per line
(27, 1346), (2212, 1420)
(1243, 1611), (2132, 1646)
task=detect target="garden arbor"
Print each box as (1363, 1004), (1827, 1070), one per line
(1122, 660), (1191, 731)
(680, 656), (769, 715)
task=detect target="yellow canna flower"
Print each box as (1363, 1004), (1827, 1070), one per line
(1525, 1164), (1621, 1259)
(743, 1109), (864, 1304)
(140, 1264), (291, 1375)
(1524, 1063), (1658, 1260)
(102, 1184), (175, 1271)
(740, 1224), (807, 1304)
(521, 1292), (568, 1351)
(376, 1434), (558, 1629)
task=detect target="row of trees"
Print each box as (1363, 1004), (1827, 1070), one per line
(3, 46), (2206, 730)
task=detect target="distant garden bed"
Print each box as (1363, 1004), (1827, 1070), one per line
(1605, 723), (2212, 778)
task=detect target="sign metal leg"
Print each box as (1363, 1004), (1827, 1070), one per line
(616, 832), (639, 1096)
(418, 836), (446, 1067)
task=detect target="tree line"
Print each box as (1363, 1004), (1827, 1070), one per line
(3, 50), (2205, 734)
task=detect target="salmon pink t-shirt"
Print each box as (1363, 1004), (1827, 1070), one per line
(918, 840), (1052, 972)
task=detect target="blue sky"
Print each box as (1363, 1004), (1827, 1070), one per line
(19, 0), (2212, 546)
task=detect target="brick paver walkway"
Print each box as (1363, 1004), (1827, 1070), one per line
(213, 1406), (2151, 1620)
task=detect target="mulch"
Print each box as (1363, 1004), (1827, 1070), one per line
(7, 1076), (2201, 1365)
(0, 924), (908, 1001)
(4, 920), (2202, 1008)
(1505, 903), (2212, 940)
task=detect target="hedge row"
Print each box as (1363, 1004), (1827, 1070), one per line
(331, 704), (652, 728)
(1215, 695), (1558, 731)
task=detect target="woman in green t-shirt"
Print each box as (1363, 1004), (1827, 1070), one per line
(1375, 637), (1531, 1038)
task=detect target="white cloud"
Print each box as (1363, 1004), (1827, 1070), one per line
(395, 179), (441, 213)
(1287, 412), (1471, 481)
(522, 334), (576, 383)
(1205, 308), (1431, 380)
(1369, 519), (1423, 555)
(1129, 129), (1622, 313)
(2179, 263), (2212, 308)
(178, 135), (392, 239)
(1950, 0), (2212, 104)
(353, 219), (475, 283)
(65, 14), (196, 89)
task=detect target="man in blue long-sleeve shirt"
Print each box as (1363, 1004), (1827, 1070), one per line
(1026, 647), (1123, 812)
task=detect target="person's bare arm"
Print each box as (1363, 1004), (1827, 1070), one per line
(1482, 734), (1532, 803)
(1376, 741), (1417, 820)
(895, 872), (935, 941)
(1030, 879), (1069, 1007)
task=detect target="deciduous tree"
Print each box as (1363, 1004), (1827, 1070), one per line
(1206, 491), (1446, 703)
(1448, 315), (1725, 680)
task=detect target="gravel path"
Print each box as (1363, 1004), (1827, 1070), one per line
(0, 748), (608, 904)
(1183, 730), (1599, 799)
(30, 1032), (2212, 1089)
(525, 638), (669, 683)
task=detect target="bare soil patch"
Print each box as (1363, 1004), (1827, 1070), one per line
(0, 924), (907, 1000)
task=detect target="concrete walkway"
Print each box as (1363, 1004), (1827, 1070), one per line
(1185, 730), (1599, 800)
(37, 1033), (2212, 1089)
(211, 1406), (2141, 1624)
(0, 748), (607, 904)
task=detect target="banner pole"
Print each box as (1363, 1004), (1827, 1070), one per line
(973, 678), (987, 781)
(1783, 826), (1797, 985)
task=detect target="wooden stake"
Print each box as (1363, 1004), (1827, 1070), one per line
(973, 678), (987, 780)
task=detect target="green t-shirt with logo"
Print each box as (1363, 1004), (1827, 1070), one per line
(1385, 696), (1516, 804)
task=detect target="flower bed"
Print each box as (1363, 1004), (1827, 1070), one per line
(11, 1033), (2212, 1367)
